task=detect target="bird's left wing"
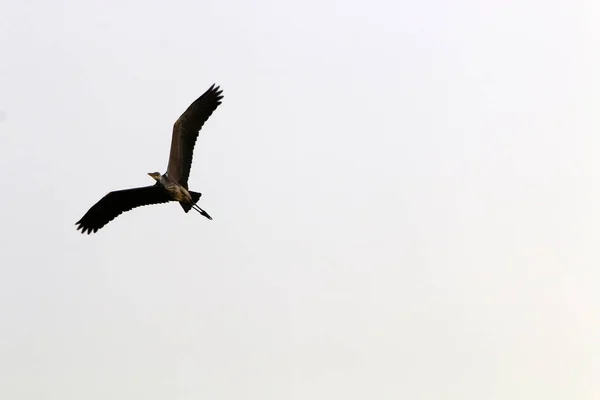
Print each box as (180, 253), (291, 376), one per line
(76, 185), (171, 234)
(167, 84), (223, 188)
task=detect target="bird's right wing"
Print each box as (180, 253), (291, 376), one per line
(76, 185), (172, 234)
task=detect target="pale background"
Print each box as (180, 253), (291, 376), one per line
(1, 1), (599, 399)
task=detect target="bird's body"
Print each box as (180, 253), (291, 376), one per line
(152, 172), (192, 202)
(147, 171), (212, 218)
(76, 84), (223, 234)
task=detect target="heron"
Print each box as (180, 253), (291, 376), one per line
(76, 84), (223, 234)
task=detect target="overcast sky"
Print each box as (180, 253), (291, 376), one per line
(1, 0), (599, 399)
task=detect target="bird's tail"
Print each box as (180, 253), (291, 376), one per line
(180, 191), (212, 220)
(180, 191), (202, 213)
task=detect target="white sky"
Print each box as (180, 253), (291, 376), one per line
(1, 0), (599, 399)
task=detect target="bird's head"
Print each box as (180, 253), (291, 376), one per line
(147, 172), (161, 181)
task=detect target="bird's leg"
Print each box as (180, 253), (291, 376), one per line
(192, 204), (213, 220)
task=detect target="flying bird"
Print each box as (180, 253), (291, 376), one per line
(76, 84), (223, 234)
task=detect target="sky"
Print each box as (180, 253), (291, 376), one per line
(1, 0), (599, 399)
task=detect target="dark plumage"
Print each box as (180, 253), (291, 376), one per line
(76, 84), (223, 234)
(169, 84), (223, 188)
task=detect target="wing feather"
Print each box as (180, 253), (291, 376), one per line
(75, 185), (172, 234)
(167, 84), (223, 188)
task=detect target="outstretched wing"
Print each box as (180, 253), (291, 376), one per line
(167, 84), (223, 188)
(76, 185), (172, 234)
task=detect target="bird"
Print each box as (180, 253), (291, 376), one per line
(76, 84), (223, 234)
